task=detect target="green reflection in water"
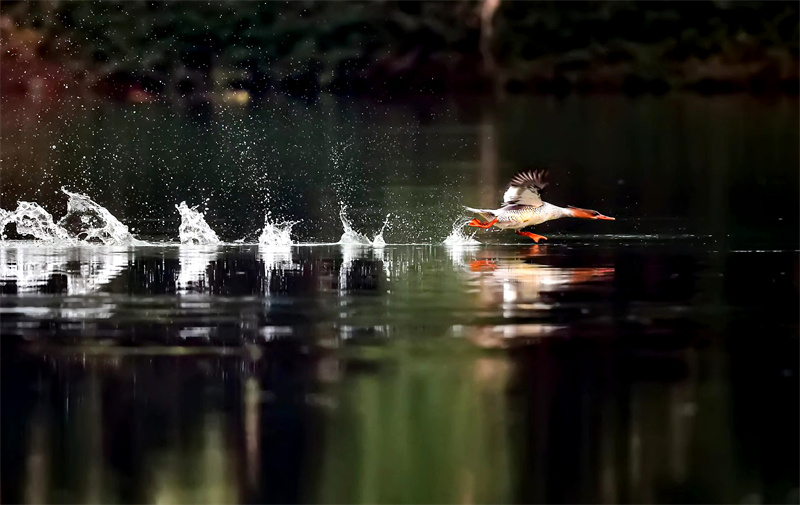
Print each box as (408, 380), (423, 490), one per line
(313, 348), (515, 504)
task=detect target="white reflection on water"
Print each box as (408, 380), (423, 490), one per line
(1, 243), (619, 345)
(445, 242), (480, 268)
(259, 245), (293, 272)
(258, 244), (295, 298)
(176, 245), (222, 339)
(0, 245), (129, 294)
(0, 247), (61, 292)
(338, 243), (372, 293)
(176, 245), (221, 294)
(69, 248), (129, 296)
(0, 245), (131, 322)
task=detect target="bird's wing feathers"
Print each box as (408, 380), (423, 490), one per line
(502, 169), (548, 207)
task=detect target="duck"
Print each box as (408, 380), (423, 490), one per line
(465, 169), (614, 242)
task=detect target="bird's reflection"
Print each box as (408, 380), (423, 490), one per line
(460, 245), (615, 345)
(471, 245), (614, 308)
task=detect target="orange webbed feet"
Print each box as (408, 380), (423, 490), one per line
(516, 231), (547, 243)
(468, 217), (498, 229)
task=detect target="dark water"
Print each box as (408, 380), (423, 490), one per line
(1, 94), (798, 504)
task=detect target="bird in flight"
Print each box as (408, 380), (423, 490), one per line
(465, 169), (614, 242)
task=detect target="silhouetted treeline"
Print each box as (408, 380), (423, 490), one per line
(1, 0), (798, 101)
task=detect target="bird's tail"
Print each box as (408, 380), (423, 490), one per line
(464, 206), (497, 221)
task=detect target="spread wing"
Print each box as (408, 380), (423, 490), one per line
(502, 169), (548, 207)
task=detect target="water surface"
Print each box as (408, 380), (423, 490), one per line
(1, 94), (798, 504)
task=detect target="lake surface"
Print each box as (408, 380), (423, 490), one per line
(1, 94), (798, 504)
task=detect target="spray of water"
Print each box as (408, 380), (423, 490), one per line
(59, 188), (143, 245)
(1, 189), (485, 247)
(176, 201), (221, 245)
(338, 206), (372, 246)
(257, 213), (296, 291)
(0, 209), (9, 237)
(0, 201), (73, 242)
(372, 213), (391, 248)
(258, 213), (296, 248)
(338, 206), (391, 247)
(443, 218), (481, 246)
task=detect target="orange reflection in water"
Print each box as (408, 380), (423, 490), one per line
(465, 245), (615, 347)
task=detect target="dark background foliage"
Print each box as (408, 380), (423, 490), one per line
(2, 1), (798, 99)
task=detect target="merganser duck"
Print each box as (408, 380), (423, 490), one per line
(465, 169), (614, 242)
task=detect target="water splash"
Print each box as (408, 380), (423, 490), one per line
(258, 213), (296, 292)
(1, 192), (487, 247)
(258, 213), (296, 248)
(0, 209), (9, 236)
(338, 206), (372, 246)
(0, 201), (73, 242)
(338, 206), (391, 247)
(443, 218), (480, 246)
(372, 213), (391, 248)
(58, 188), (143, 245)
(176, 201), (220, 245)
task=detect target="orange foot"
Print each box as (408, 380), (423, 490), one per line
(516, 230), (547, 243)
(468, 217), (499, 229)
